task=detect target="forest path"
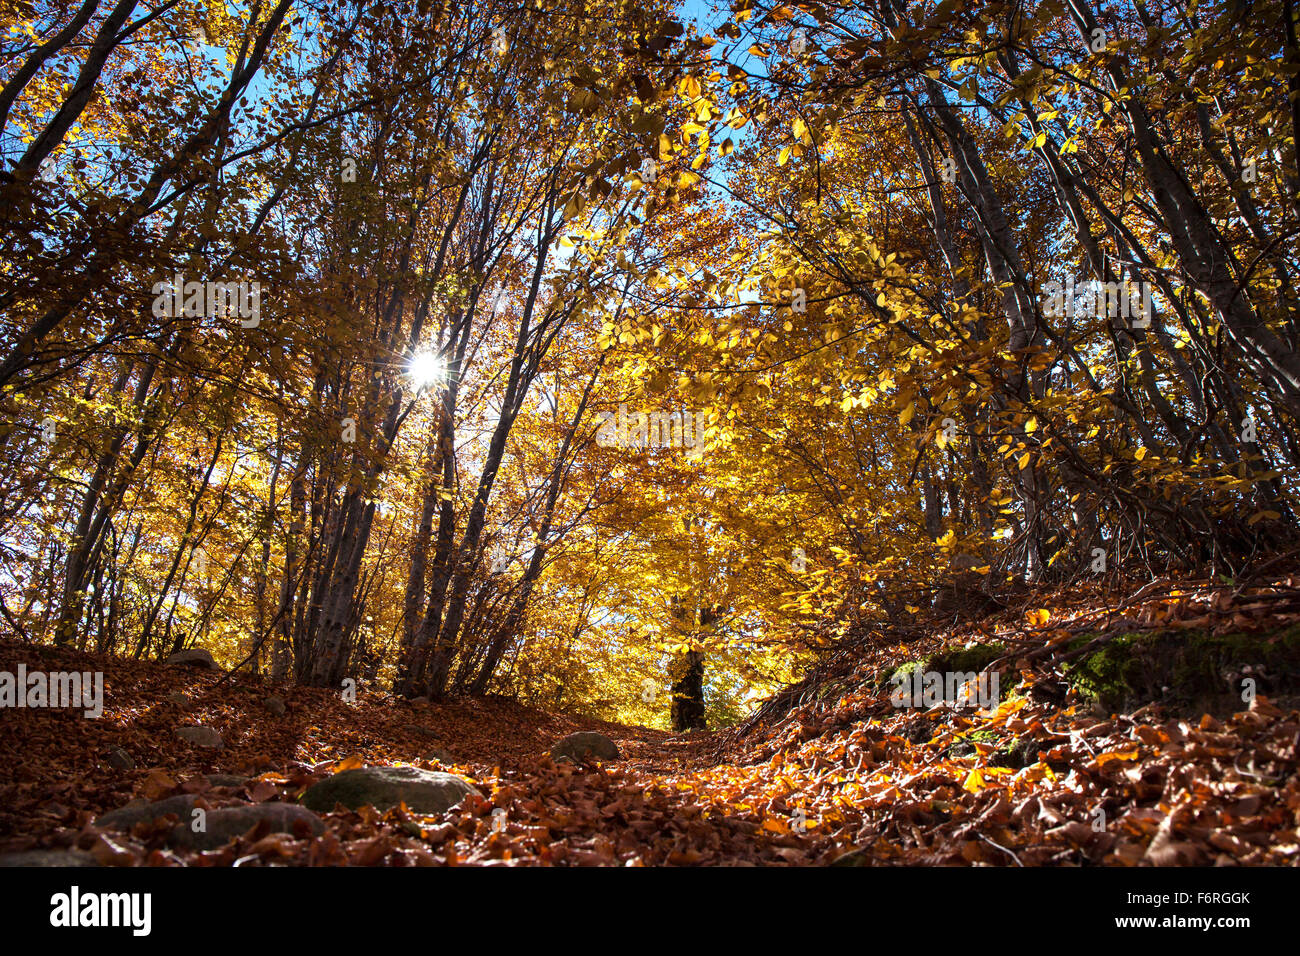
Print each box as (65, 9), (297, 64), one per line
(4, 572), (1300, 867)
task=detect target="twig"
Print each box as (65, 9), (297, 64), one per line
(976, 832), (1024, 866)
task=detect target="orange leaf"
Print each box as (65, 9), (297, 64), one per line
(1094, 748), (1139, 768)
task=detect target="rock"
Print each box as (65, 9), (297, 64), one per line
(164, 648), (219, 670)
(0, 849), (99, 867)
(168, 804), (324, 850)
(830, 848), (871, 866)
(263, 695), (286, 716)
(301, 766), (479, 815)
(423, 748), (456, 765)
(408, 696), (431, 709)
(945, 741), (976, 759)
(1066, 627), (1300, 718)
(104, 746), (135, 771)
(96, 794), (201, 831)
(550, 731), (620, 763)
(165, 692), (190, 707)
(995, 736), (1041, 770)
(904, 719), (932, 745)
(203, 774), (248, 789)
(175, 725), (223, 748)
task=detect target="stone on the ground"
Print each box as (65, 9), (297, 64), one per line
(175, 725), (223, 748)
(830, 848), (871, 866)
(168, 804), (324, 850)
(263, 695), (286, 715)
(95, 794), (201, 831)
(204, 774), (248, 788)
(550, 731), (620, 763)
(301, 765), (479, 814)
(165, 648), (219, 670)
(409, 696), (431, 709)
(165, 692), (189, 706)
(104, 746), (135, 771)
(0, 849), (99, 867)
(423, 748), (456, 765)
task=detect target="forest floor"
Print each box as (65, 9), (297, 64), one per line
(3, 569), (1300, 865)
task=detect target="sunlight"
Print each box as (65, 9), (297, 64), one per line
(408, 350), (445, 388)
(9, 0), (1299, 880)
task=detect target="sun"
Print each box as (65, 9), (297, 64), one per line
(408, 350), (445, 388)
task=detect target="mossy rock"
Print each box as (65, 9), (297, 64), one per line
(928, 643), (1006, 674)
(301, 766), (480, 814)
(878, 644), (1006, 692)
(877, 658), (925, 691)
(1066, 625), (1300, 717)
(944, 727), (1013, 761)
(991, 735), (1045, 770)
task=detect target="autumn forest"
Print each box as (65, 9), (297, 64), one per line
(1, 0), (1300, 879)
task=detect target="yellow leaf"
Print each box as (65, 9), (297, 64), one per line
(1014, 762), (1056, 784)
(1094, 749), (1139, 768)
(1027, 608), (1050, 625)
(898, 402), (915, 425)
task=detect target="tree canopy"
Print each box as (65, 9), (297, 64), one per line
(2, 0), (1299, 734)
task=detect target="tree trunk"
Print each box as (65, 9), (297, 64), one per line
(670, 650), (707, 732)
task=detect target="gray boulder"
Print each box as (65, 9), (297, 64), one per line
(96, 794), (201, 831)
(165, 648), (219, 670)
(550, 731), (620, 763)
(301, 766), (479, 814)
(175, 725), (223, 748)
(203, 774), (248, 789)
(169, 804), (324, 850)
(0, 849), (99, 867)
(263, 695), (286, 716)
